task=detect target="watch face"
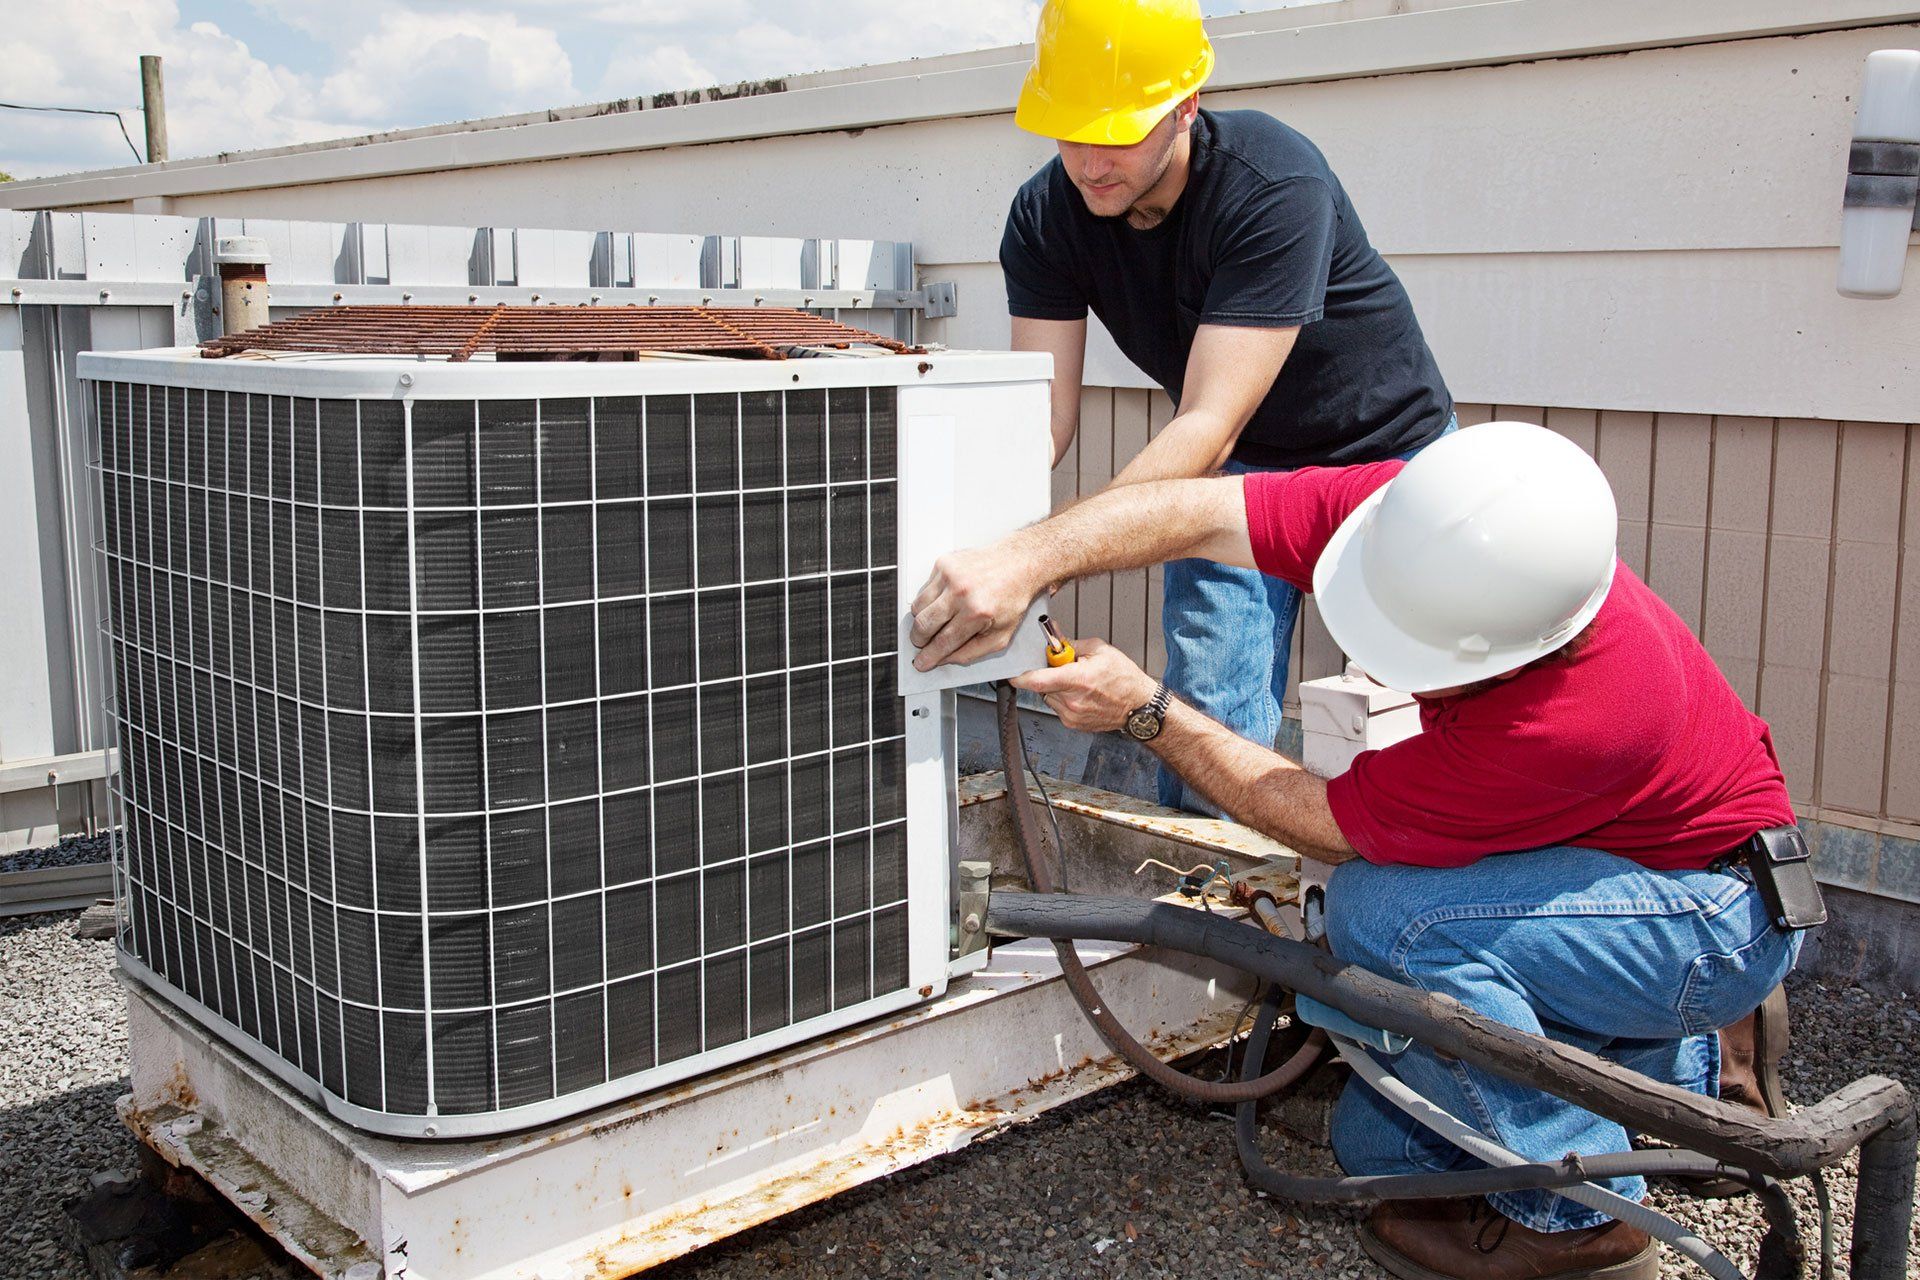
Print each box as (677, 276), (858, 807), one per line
(1126, 709), (1162, 741)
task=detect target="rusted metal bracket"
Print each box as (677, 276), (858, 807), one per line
(954, 859), (991, 960)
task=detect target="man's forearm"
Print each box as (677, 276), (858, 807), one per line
(1148, 701), (1359, 861)
(1006, 475), (1248, 589)
(1109, 409), (1240, 488)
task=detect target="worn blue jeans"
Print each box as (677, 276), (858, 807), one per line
(1156, 417), (1457, 814)
(1324, 846), (1801, 1232)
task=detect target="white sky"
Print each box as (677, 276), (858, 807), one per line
(1, 0), (1321, 180)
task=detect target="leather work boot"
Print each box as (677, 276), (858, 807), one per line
(1718, 983), (1790, 1118)
(1677, 983), (1791, 1198)
(1359, 1198), (1658, 1280)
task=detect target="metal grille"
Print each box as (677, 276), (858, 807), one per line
(95, 380), (909, 1123)
(197, 305), (921, 362)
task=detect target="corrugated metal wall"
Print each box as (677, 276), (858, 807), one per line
(1058, 392), (1920, 837)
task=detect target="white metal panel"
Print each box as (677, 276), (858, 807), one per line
(1, 212), (33, 276)
(0, 308), (56, 765)
(895, 379), (1054, 694)
(132, 216), (197, 281)
(736, 237), (806, 289)
(82, 213), (139, 280)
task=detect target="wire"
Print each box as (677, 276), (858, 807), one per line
(0, 101), (145, 163)
(1013, 692), (1072, 893)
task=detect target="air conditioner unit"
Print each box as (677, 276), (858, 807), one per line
(81, 340), (1050, 1138)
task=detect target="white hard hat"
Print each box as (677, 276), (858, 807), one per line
(1312, 422), (1618, 694)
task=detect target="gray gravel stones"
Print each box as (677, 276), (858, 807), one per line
(0, 830), (115, 876)
(1, 910), (140, 1279)
(1, 904), (1915, 1280)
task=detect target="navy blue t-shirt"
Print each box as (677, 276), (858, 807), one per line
(1000, 109), (1452, 468)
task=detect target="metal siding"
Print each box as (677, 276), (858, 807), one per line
(1818, 422), (1905, 816)
(1108, 391), (1151, 670)
(1702, 416), (1774, 705)
(1760, 420), (1840, 807)
(1074, 387), (1114, 652)
(1647, 412), (1712, 636)
(1886, 427), (1920, 824)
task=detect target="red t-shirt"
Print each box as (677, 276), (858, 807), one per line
(1243, 462), (1795, 871)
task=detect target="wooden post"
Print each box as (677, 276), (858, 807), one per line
(139, 55), (167, 163)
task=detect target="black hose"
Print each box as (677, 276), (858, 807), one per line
(1229, 991), (1808, 1280)
(994, 683), (1327, 1103)
(985, 890), (1915, 1280)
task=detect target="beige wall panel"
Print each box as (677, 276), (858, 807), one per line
(1455, 403), (1495, 428)
(1702, 417), (1777, 706)
(1109, 391), (1153, 668)
(1145, 392), (1177, 678)
(1075, 388), (1115, 644)
(1049, 428), (1080, 636)
(1494, 406), (1546, 425)
(1818, 423), (1906, 813)
(1887, 427), (1920, 822)
(1546, 407), (1598, 455)
(1758, 421), (1838, 805)
(1596, 411), (1655, 579)
(1647, 413), (1712, 634)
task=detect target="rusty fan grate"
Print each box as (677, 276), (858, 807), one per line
(197, 304), (923, 361)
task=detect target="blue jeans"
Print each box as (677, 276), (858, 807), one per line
(1325, 846), (1801, 1232)
(1157, 417), (1457, 815)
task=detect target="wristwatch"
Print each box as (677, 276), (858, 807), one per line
(1125, 682), (1173, 742)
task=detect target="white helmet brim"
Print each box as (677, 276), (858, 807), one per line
(1312, 484), (1616, 695)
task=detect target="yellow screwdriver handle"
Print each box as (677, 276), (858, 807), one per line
(1040, 614), (1075, 666)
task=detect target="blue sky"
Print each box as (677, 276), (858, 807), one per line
(2, 0), (1310, 180)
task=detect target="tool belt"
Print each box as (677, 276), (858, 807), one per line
(1710, 824), (1828, 932)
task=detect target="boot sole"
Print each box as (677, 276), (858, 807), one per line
(1358, 1223), (1661, 1280)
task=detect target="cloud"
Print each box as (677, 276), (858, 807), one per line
(4, 0), (1307, 179)
(318, 10), (577, 127)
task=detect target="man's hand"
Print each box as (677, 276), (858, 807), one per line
(1009, 637), (1157, 733)
(908, 541), (1045, 672)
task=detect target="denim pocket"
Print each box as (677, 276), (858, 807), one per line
(1677, 926), (1796, 1037)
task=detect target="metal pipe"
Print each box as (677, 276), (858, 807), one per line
(213, 237), (271, 336)
(985, 891), (1914, 1280)
(139, 56), (166, 163)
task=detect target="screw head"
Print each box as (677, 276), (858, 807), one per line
(962, 912), (982, 934)
(398, 373), (414, 388)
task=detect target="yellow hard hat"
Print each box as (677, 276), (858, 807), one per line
(1015, 0), (1216, 146)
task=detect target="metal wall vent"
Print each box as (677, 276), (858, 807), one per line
(76, 344), (1057, 1137)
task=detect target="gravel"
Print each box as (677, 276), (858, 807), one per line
(1, 906), (1915, 1279)
(0, 910), (140, 1279)
(0, 830), (115, 876)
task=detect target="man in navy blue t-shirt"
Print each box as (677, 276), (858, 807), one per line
(1002, 0), (1454, 814)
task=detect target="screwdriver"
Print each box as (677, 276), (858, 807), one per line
(1040, 614), (1076, 667)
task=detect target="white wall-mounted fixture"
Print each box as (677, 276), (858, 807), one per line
(1838, 49), (1920, 300)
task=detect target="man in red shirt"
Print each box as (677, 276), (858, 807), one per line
(909, 423), (1802, 1280)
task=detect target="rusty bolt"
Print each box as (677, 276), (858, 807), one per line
(401, 291), (413, 302)
(99, 289), (111, 301)
(648, 295), (659, 304)
(590, 294), (602, 304)
(531, 293), (541, 303)
(917, 361), (933, 375)
(468, 293), (479, 304)
(332, 292), (343, 303)
(918, 985), (934, 998)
